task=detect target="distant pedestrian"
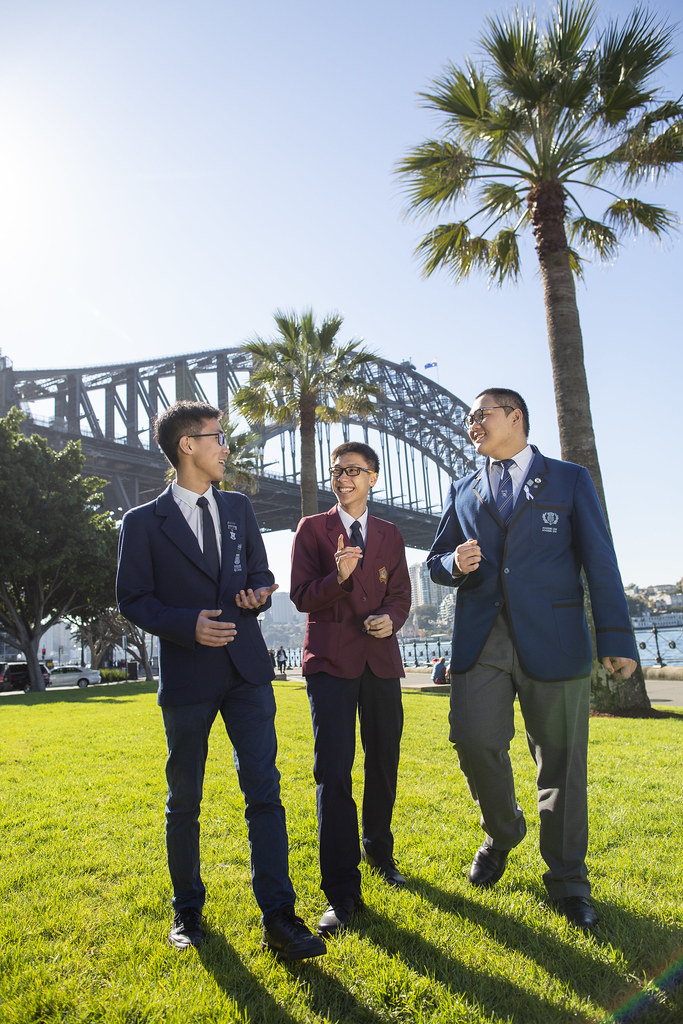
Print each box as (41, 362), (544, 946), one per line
(276, 646), (287, 673)
(432, 657), (446, 684)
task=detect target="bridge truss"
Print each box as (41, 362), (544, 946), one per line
(0, 348), (478, 547)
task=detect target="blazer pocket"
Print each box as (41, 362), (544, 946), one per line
(552, 599), (586, 654)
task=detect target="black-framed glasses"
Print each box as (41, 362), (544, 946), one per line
(186, 430), (227, 446)
(330, 465), (374, 479)
(465, 406), (513, 427)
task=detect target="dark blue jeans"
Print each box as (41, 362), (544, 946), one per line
(161, 678), (296, 921)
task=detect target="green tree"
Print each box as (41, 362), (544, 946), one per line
(397, 0), (682, 712)
(233, 309), (378, 517)
(0, 409), (118, 691)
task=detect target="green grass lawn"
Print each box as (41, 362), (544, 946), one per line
(1, 680), (681, 1024)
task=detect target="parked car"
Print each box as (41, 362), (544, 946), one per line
(49, 665), (101, 688)
(0, 661), (51, 691)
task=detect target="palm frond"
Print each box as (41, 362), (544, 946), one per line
(597, 7), (675, 124)
(605, 197), (677, 236)
(568, 247), (586, 278)
(396, 141), (477, 213)
(420, 61), (492, 123)
(545, 0), (596, 66)
(569, 215), (619, 258)
(479, 182), (525, 217)
(415, 222), (491, 281)
(481, 8), (541, 102)
(488, 228), (522, 284)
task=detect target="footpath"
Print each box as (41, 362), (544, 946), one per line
(400, 666), (683, 708)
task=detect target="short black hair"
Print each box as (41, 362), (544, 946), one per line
(154, 400), (222, 467)
(475, 388), (529, 437)
(330, 441), (380, 474)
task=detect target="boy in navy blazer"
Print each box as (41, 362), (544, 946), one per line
(428, 388), (637, 932)
(116, 400), (324, 961)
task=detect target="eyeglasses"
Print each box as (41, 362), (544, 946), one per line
(330, 465), (374, 478)
(186, 431), (227, 446)
(465, 406), (513, 427)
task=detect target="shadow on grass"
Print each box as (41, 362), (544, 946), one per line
(198, 925), (299, 1024)
(412, 875), (683, 1014)
(4, 681), (158, 704)
(198, 925), (388, 1024)
(351, 900), (573, 1023)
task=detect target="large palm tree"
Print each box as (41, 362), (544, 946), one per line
(397, 0), (681, 517)
(233, 309), (378, 518)
(397, 1), (682, 713)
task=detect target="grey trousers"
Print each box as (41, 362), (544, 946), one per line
(450, 612), (591, 899)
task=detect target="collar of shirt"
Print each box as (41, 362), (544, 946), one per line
(488, 445), (534, 503)
(337, 505), (369, 543)
(172, 482), (222, 563)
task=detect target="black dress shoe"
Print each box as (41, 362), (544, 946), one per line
(468, 843), (509, 888)
(552, 896), (598, 932)
(262, 908), (327, 961)
(364, 854), (407, 887)
(317, 896), (364, 937)
(169, 908), (203, 949)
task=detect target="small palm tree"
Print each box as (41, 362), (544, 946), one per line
(233, 309), (378, 517)
(397, 0), (682, 516)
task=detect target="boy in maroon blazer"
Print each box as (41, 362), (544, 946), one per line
(290, 442), (411, 937)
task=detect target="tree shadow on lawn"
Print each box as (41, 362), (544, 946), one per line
(412, 876), (683, 1011)
(10, 681), (158, 704)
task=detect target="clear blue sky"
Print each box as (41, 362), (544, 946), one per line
(1, 0), (681, 588)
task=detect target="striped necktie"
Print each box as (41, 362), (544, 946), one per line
(495, 459), (515, 526)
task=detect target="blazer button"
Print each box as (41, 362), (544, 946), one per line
(503, 567), (510, 574)
(361, 596), (367, 602)
(494, 601), (501, 607)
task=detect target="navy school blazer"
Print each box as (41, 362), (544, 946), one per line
(116, 484), (275, 705)
(427, 449), (637, 681)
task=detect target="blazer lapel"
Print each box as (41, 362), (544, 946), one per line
(156, 485), (211, 577)
(472, 464), (502, 526)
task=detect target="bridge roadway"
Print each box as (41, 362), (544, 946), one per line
(61, 427), (441, 548)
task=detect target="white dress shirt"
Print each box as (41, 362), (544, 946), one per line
(172, 481), (222, 566)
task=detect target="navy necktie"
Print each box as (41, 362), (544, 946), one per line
(495, 459), (515, 526)
(197, 496), (220, 577)
(350, 520), (365, 556)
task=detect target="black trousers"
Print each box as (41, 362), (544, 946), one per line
(306, 667), (403, 904)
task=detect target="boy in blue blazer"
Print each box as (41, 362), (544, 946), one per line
(428, 388), (637, 932)
(116, 400), (324, 961)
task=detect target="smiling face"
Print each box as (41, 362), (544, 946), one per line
(176, 417), (227, 492)
(331, 451), (378, 519)
(468, 394), (527, 460)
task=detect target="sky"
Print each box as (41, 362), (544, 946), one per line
(0, 0), (681, 590)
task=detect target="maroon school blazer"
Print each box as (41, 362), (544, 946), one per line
(290, 506), (411, 679)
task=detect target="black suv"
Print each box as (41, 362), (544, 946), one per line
(0, 662), (51, 691)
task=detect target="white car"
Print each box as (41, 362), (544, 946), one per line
(49, 665), (101, 688)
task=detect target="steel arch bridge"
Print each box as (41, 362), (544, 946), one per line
(0, 348), (479, 547)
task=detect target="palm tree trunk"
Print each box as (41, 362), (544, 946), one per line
(299, 396), (319, 518)
(529, 182), (608, 515)
(530, 181), (649, 713)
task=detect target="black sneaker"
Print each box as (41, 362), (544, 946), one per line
(169, 908), (203, 949)
(262, 908), (327, 961)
